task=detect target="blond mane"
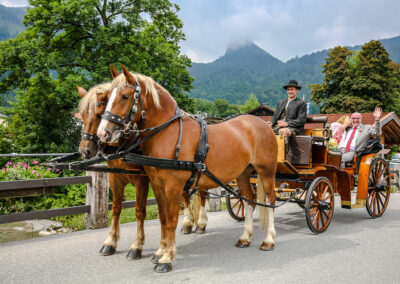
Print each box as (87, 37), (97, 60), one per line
(110, 72), (162, 108)
(78, 82), (112, 117)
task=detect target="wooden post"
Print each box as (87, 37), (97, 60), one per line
(84, 171), (109, 229)
(207, 187), (221, 212)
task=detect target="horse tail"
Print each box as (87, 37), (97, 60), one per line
(256, 175), (268, 231)
(192, 193), (201, 225)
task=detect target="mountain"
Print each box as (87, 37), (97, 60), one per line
(189, 36), (400, 113)
(0, 4), (26, 41)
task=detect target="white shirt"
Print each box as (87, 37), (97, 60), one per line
(339, 126), (360, 151)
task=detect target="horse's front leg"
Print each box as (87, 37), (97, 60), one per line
(180, 191), (194, 234)
(194, 191), (208, 234)
(154, 185), (182, 273)
(126, 176), (150, 260)
(151, 184), (167, 265)
(100, 173), (123, 256)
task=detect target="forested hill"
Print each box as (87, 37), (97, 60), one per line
(189, 36), (400, 111)
(0, 4), (26, 41)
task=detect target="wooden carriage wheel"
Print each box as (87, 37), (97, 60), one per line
(305, 177), (335, 234)
(366, 158), (390, 218)
(226, 185), (257, 222)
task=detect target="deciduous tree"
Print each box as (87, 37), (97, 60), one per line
(311, 40), (400, 114)
(0, 0), (193, 152)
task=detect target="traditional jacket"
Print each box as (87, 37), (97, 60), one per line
(270, 97), (307, 135)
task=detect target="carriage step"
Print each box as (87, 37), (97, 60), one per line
(341, 199), (366, 209)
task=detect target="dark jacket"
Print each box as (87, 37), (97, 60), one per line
(270, 97), (307, 135)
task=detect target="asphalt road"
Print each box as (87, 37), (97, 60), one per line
(1, 193), (400, 284)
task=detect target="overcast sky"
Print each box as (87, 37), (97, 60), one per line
(2, 0), (400, 63)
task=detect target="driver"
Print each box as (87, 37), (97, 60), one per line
(267, 80), (307, 137)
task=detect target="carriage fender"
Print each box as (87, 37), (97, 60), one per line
(356, 154), (375, 200)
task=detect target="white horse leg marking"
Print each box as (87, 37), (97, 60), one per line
(239, 202), (254, 242)
(182, 207), (194, 227)
(104, 224), (119, 248)
(263, 208), (276, 244)
(197, 206), (208, 227)
(158, 244), (176, 264)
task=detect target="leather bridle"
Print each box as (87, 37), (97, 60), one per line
(101, 81), (145, 128)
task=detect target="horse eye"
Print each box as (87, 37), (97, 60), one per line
(96, 114), (102, 119)
(121, 94), (129, 100)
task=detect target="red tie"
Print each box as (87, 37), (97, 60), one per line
(345, 127), (357, 152)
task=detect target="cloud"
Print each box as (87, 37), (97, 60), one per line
(0, 0), (27, 7)
(174, 0), (400, 62)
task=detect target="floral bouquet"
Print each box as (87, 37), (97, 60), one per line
(328, 138), (339, 151)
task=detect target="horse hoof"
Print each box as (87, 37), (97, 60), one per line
(260, 242), (274, 251)
(99, 245), (116, 256)
(154, 263), (173, 273)
(180, 225), (193, 234)
(151, 255), (161, 264)
(235, 239), (251, 248)
(194, 225), (206, 234)
(126, 249), (142, 260)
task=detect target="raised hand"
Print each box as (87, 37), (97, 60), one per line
(373, 107), (382, 121)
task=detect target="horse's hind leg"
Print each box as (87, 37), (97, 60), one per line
(194, 191), (208, 234)
(255, 169), (276, 251)
(100, 173), (123, 256)
(235, 167), (256, 248)
(180, 191), (194, 234)
(126, 175), (149, 260)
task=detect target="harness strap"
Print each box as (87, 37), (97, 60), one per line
(120, 108), (183, 155)
(183, 116), (209, 196)
(174, 116), (183, 160)
(81, 131), (99, 142)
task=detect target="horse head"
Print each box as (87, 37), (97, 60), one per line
(97, 65), (162, 143)
(77, 84), (111, 158)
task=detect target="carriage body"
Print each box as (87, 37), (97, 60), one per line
(227, 116), (391, 233)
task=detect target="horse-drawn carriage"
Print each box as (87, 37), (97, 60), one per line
(49, 65), (391, 272)
(227, 116), (391, 233)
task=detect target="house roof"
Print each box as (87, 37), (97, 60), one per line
(247, 104), (275, 115)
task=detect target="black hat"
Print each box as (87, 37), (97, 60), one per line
(283, 80), (301, 90)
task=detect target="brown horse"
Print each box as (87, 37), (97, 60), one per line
(77, 70), (207, 259)
(77, 82), (150, 260)
(97, 65), (278, 272)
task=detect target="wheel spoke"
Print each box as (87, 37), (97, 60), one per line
(319, 210), (325, 227)
(312, 210), (320, 227)
(232, 199), (240, 208)
(321, 209), (329, 219)
(310, 206), (318, 215)
(322, 193), (332, 202)
(376, 192), (385, 209)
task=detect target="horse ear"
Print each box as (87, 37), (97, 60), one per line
(77, 86), (87, 98)
(110, 64), (119, 79)
(121, 65), (134, 83)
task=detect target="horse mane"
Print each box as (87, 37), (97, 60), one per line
(78, 82), (112, 117)
(110, 72), (162, 108)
